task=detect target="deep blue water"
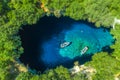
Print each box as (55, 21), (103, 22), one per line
(40, 23), (114, 67)
(19, 16), (114, 72)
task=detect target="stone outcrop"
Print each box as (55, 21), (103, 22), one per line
(69, 65), (96, 80)
(113, 17), (120, 29)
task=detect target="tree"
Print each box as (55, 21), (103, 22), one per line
(0, 0), (120, 80)
(15, 72), (32, 80)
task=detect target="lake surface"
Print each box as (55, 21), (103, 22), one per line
(19, 16), (114, 72)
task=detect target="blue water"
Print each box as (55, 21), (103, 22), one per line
(40, 23), (114, 67)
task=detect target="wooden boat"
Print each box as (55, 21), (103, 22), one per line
(81, 46), (89, 55)
(60, 41), (72, 48)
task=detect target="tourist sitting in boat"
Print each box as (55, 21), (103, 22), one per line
(81, 46), (89, 55)
(60, 41), (72, 48)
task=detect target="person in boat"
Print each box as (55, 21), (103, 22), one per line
(81, 46), (89, 55)
(60, 41), (72, 48)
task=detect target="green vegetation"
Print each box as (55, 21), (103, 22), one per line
(43, 0), (120, 27)
(0, 0), (120, 80)
(85, 52), (120, 80)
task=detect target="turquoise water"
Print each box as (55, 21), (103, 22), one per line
(59, 23), (114, 59)
(41, 23), (114, 67)
(19, 16), (114, 71)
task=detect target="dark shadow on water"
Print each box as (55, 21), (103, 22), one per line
(19, 16), (112, 72)
(102, 46), (114, 53)
(19, 16), (78, 71)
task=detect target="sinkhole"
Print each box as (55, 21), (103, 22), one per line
(19, 16), (114, 72)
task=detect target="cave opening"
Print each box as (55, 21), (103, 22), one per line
(19, 16), (114, 72)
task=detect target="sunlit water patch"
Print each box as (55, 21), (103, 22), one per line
(40, 23), (114, 67)
(19, 16), (114, 72)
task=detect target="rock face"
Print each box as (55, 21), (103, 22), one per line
(114, 73), (120, 80)
(113, 17), (120, 29)
(69, 65), (96, 80)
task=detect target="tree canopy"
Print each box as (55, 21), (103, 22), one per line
(0, 0), (120, 80)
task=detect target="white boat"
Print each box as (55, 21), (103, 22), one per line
(81, 46), (89, 55)
(60, 41), (72, 48)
